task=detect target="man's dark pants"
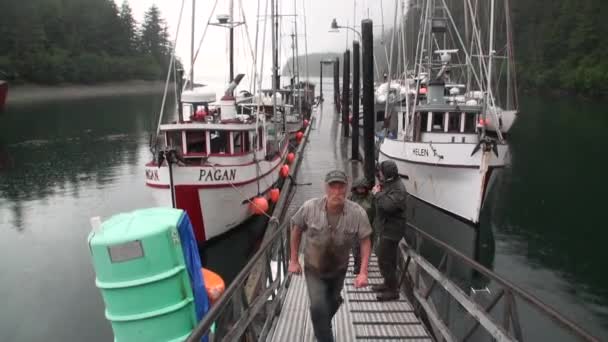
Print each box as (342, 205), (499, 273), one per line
(377, 236), (399, 290)
(304, 268), (347, 342)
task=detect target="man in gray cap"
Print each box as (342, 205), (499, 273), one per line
(289, 169), (372, 342)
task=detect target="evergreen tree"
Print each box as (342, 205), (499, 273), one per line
(119, 1), (138, 56)
(140, 5), (171, 68)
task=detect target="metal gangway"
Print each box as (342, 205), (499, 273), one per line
(185, 101), (599, 342)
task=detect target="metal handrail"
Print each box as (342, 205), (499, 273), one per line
(186, 219), (286, 341)
(403, 222), (600, 342)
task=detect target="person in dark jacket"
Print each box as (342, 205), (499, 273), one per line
(348, 178), (376, 274)
(371, 160), (407, 301)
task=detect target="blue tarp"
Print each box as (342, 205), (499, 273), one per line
(177, 212), (209, 342)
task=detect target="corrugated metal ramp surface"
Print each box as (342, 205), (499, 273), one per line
(268, 256), (431, 341)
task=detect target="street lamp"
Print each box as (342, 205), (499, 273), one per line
(330, 18), (361, 41)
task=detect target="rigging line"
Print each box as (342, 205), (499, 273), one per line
(382, 0), (399, 136)
(173, 50), (179, 112)
(239, 0), (257, 84)
(302, 0), (309, 82)
(463, 0), (496, 103)
(251, 0), (263, 91)
(156, 0), (186, 137)
(254, 0), (270, 190)
(442, 0), (484, 93)
(410, 0), (429, 116)
(205, 163), (276, 220)
(189, 0), (219, 88)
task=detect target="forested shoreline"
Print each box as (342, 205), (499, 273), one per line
(0, 0), (176, 84)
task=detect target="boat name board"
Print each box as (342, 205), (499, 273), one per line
(199, 168), (237, 182)
(146, 169), (160, 181)
(412, 148), (429, 157)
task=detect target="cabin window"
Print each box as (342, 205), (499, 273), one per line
(257, 127), (264, 150)
(431, 112), (444, 132)
(166, 131), (183, 149)
(186, 131), (207, 154)
(232, 131), (251, 154)
(447, 112), (460, 132)
(421, 112), (429, 132)
(463, 114), (477, 133)
(210, 130), (230, 154)
(244, 131), (252, 152)
(233, 132), (243, 154)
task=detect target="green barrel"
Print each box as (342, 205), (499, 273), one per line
(88, 208), (197, 342)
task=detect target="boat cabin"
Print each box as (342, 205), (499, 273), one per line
(404, 81), (485, 143)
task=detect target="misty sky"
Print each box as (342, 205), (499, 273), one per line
(122, 0), (404, 88)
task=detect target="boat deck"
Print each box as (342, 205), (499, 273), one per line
(265, 99), (431, 341)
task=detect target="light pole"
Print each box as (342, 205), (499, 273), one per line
(330, 18), (361, 41)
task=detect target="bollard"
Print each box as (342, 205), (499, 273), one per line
(333, 57), (340, 112)
(362, 19), (375, 184)
(319, 61), (323, 102)
(342, 49), (350, 137)
(352, 41), (360, 160)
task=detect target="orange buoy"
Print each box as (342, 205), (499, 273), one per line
(303, 119), (309, 128)
(286, 152), (296, 164)
(280, 164), (290, 178)
(250, 196), (269, 215)
(295, 131), (304, 143)
(269, 188), (280, 203)
(201, 268), (225, 305)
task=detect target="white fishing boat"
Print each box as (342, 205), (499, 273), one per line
(145, 0), (289, 242)
(378, 0), (518, 224)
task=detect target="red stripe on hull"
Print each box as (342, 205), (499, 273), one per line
(174, 186), (206, 242)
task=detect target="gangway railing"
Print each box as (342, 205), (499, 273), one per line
(400, 222), (600, 342)
(186, 217), (293, 342)
(186, 118), (311, 342)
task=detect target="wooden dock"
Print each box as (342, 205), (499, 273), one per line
(265, 100), (431, 341)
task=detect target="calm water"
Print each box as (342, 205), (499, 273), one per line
(488, 95), (608, 340)
(0, 92), (607, 341)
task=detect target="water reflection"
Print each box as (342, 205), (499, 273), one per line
(0, 95), (171, 231)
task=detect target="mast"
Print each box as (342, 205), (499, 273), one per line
(464, 0), (471, 91)
(505, 0), (516, 110)
(274, 0), (280, 90)
(302, 0), (310, 84)
(229, 0), (234, 87)
(293, 0), (300, 115)
(271, 0), (279, 129)
(487, 0), (495, 111)
(190, 0), (195, 89)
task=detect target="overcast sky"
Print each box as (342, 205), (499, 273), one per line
(122, 0), (404, 88)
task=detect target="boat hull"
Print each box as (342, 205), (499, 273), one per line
(378, 138), (509, 223)
(145, 147), (287, 242)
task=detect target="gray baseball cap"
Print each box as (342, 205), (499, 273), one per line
(325, 170), (348, 184)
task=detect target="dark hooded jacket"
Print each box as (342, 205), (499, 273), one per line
(374, 160), (407, 241)
(348, 178), (375, 226)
